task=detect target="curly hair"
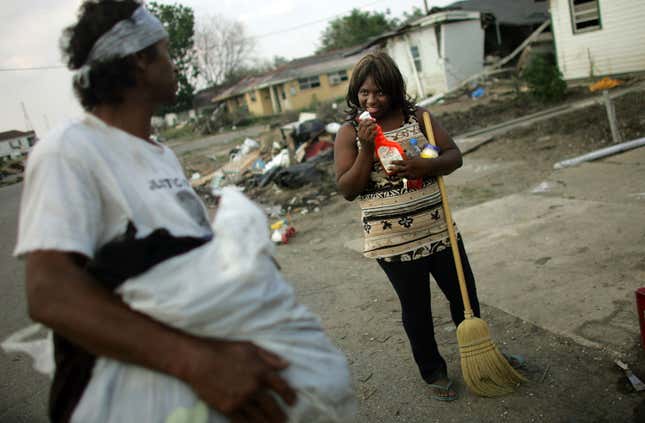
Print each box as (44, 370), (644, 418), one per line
(60, 0), (158, 110)
(345, 51), (416, 122)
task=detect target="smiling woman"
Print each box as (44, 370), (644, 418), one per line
(334, 50), (482, 402)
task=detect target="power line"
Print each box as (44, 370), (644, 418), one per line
(252, 0), (388, 39)
(0, 65), (66, 72)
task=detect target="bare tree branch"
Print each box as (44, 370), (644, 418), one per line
(194, 15), (255, 86)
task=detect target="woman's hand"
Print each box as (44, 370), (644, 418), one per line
(357, 118), (377, 150)
(391, 157), (434, 179)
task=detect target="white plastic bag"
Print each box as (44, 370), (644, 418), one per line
(263, 149), (291, 173)
(70, 187), (355, 422)
(1, 323), (54, 377)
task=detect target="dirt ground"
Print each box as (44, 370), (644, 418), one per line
(180, 85), (645, 422)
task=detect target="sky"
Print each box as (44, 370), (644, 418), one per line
(0, 0), (454, 136)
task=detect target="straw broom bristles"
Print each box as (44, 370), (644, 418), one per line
(421, 112), (526, 397)
(458, 316), (526, 396)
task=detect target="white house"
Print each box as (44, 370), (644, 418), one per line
(0, 130), (36, 161)
(549, 0), (645, 80)
(362, 11), (485, 98)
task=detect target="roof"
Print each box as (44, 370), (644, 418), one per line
(212, 48), (365, 103)
(346, 10), (482, 54)
(0, 130), (35, 142)
(408, 10), (481, 27)
(446, 0), (549, 26)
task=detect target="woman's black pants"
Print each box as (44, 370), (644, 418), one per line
(377, 238), (481, 384)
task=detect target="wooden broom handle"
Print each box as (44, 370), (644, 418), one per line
(422, 112), (474, 318)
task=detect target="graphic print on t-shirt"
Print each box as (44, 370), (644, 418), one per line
(176, 189), (210, 230)
(148, 177), (190, 191)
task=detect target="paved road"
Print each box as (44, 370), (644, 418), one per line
(453, 146), (645, 355)
(168, 124), (266, 155)
(0, 183), (49, 422)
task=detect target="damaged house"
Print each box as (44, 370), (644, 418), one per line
(352, 0), (550, 98)
(212, 48), (365, 117)
(0, 130), (37, 161)
(448, 0), (550, 59)
(354, 10), (486, 97)
(548, 0), (645, 80)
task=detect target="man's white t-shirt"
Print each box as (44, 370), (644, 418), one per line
(14, 113), (212, 258)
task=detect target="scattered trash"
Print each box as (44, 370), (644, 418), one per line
(185, 114), (339, 215)
(303, 138), (333, 161)
(263, 205), (283, 218)
(209, 170), (225, 191)
(273, 161), (326, 189)
(531, 181), (552, 193)
(264, 149), (291, 173)
(325, 122), (341, 134)
(270, 218), (296, 244)
(615, 360), (645, 392)
(470, 86), (485, 99)
(554, 137), (645, 169)
(588, 77), (622, 93)
(231, 138), (260, 161)
(252, 158), (266, 171)
(417, 92), (445, 107)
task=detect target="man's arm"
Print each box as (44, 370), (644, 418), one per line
(26, 250), (296, 420)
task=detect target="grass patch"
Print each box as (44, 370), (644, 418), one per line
(159, 124), (199, 142)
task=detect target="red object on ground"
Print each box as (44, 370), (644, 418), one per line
(281, 226), (296, 244)
(304, 139), (333, 160)
(636, 288), (645, 350)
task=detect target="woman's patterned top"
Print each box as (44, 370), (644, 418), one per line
(353, 114), (457, 262)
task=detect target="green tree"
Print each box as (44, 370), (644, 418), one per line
(149, 2), (199, 113)
(401, 6), (426, 24)
(318, 9), (398, 52)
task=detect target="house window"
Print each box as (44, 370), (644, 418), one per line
(328, 70), (348, 86)
(290, 86), (297, 96)
(281, 88), (286, 100)
(410, 46), (422, 72)
(249, 92), (257, 102)
(298, 76), (321, 90)
(569, 0), (601, 33)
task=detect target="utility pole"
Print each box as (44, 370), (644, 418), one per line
(603, 90), (622, 144)
(423, 0), (430, 14)
(21, 102), (34, 133)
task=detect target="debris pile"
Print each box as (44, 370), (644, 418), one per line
(191, 114), (340, 227)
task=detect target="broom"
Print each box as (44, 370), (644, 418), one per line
(421, 111), (526, 396)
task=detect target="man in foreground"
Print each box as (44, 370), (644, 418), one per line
(16, 1), (304, 421)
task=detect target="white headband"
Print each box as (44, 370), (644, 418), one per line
(74, 6), (169, 88)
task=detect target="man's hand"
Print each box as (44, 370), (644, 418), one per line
(182, 338), (297, 422)
(391, 157), (433, 179)
(25, 251), (296, 423)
